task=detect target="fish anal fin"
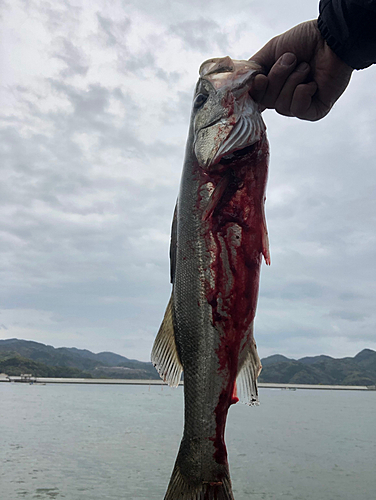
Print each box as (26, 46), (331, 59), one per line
(151, 293), (183, 387)
(236, 341), (262, 406)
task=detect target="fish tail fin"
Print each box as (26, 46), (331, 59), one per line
(164, 462), (234, 500)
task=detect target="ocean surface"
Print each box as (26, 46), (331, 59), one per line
(1, 383), (375, 500)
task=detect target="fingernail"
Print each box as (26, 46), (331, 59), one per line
(280, 53), (296, 66)
(297, 62), (309, 72)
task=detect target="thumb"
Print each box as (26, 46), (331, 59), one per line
(248, 39), (278, 73)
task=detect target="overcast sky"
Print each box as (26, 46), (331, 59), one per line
(1, 0), (375, 362)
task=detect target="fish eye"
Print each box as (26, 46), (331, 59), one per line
(193, 93), (208, 109)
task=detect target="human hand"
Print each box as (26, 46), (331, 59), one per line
(249, 20), (353, 121)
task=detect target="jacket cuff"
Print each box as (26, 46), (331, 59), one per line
(318, 0), (376, 70)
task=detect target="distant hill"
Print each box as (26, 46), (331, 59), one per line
(298, 355), (334, 365)
(0, 354), (92, 378)
(259, 349), (376, 386)
(0, 339), (375, 385)
(260, 354), (292, 367)
(0, 339), (159, 379)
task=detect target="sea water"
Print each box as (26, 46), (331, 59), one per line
(0, 383), (375, 500)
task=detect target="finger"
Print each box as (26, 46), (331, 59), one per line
(249, 73), (268, 104)
(274, 62), (310, 116)
(261, 52), (298, 109)
(290, 82), (325, 121)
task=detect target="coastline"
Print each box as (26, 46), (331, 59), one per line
(1, 376), (375, 390)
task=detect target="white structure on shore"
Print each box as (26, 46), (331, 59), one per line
(0, 376), (375, 390)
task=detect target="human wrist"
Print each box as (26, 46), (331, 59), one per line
(312, 18), (353, 79)
(321, 31), (354, 82)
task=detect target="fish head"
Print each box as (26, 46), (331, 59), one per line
(193, 56), (265, 170)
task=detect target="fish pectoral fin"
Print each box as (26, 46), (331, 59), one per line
(236, 340), (262, 406)
(151, 293), (183, 387)
(202, 173), (230, 221)
(261, 197), (271, 265)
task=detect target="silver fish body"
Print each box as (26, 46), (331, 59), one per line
(152, 57), (270, 500)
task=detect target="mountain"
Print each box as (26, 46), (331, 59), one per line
(59, 347), (132, 366)
(260, 354), (292, 367)
(0, 339), (159, 379)
(258, 348), (376, 386)
(297, 355), (334, 365)
(1, 339), (375, 385)
(0, 354), (92, 378)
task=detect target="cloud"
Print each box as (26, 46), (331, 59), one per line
(121, 50), (156, 74)
(36, 0), (81, 35)
(328, 310), (368, 322)
(96, 12), (131, 47)
(53, 38), (89, 77)
(170, 17), (229, 53)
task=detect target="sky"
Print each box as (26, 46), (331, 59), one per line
(1, 0), (375, 362)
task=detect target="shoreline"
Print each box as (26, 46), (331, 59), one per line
(1, 376), (375, 390)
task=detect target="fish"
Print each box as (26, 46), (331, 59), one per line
(151, 56), (270, 500)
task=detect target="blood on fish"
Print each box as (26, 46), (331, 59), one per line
(201, 134), (269, 464)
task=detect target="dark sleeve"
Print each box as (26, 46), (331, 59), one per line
(318, 0), (376, 69)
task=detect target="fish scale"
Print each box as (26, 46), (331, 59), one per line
(151, 57), (270, 499)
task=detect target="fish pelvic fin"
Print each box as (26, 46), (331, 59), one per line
(236, 341), (262, 406)
(151, 293), (183, 387)
(164, 463), (234, 500)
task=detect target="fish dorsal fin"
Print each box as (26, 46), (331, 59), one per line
(170, 203), (177, 284)
(236, 339), (262, 406)
(151, 293), (183, 387)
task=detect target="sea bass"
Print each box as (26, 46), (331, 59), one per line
(151, 56), (270, 500)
